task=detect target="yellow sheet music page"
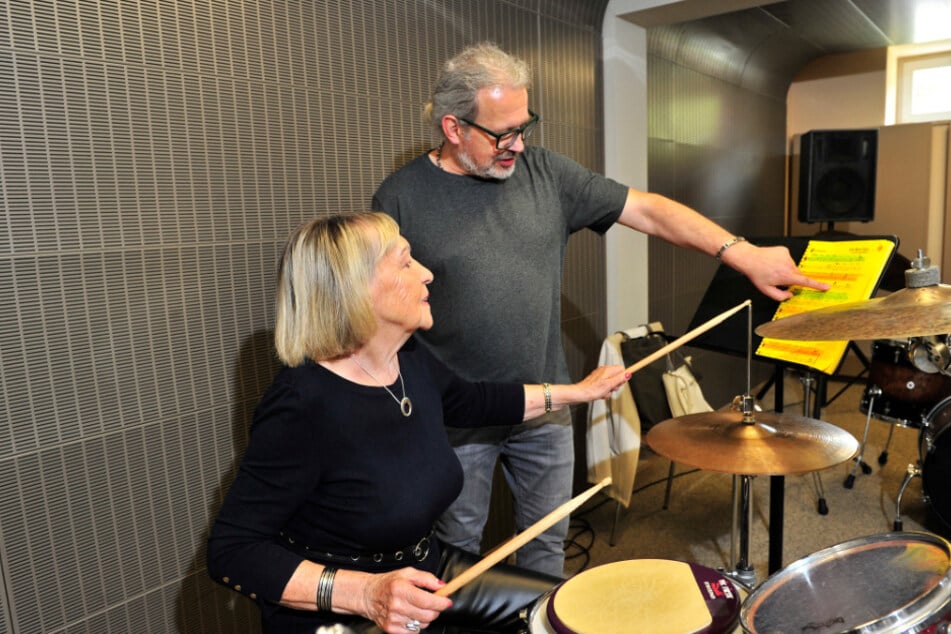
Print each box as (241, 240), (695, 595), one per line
(756, 239), (896, 373)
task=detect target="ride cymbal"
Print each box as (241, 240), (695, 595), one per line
(755, 284), (951, 341)
(645, 410), (858, 476)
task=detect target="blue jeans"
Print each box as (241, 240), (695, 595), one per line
(436, 413), (574, 577)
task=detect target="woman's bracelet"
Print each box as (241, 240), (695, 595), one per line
(715, 236), (746, 261)
(316, 567), (337, 612)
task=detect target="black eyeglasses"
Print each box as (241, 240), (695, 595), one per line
(458, 110), (540, 150)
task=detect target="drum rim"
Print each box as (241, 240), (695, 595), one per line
(926, 395), (951, 421)
(528, 587), (557, 634)
(741, 531), (951, 634)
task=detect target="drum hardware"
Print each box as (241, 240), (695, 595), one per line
(799, 372), (830, 515)
(755, 250), (951, 342)
(845, 385), (880, 488)
(910, 336), (951, 375)
(894, 461), (923, 532)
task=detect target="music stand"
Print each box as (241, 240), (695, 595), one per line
(685, 234), (897, 575)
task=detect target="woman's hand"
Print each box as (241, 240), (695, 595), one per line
(570, 365), (630, 402)
(360, 568), (452, 633)
(524, 365), (630, 419)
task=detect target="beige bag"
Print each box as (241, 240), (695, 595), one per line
(662, 357), (713, 417)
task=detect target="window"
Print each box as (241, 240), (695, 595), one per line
(898, 51), (951, 123)
(886, 40), (951, 124)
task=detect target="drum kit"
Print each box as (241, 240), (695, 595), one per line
(527, 251), (951, 633)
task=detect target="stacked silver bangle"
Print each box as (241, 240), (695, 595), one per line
(316, 567), (337, 612)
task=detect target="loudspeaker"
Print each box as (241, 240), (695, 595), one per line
(798, 129), (877, 223)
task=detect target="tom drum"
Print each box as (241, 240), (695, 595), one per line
(741, 532), (951, 633)
(861, 340), (951, 428)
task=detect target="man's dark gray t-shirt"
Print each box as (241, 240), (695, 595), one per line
(372, 145), (627, 396)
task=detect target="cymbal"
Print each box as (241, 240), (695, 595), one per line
(645, 410), (858, 476)
(755, 284), (951, 341)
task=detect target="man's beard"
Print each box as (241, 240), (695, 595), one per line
(457, 146), (517, 180)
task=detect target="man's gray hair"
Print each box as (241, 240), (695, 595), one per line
(425, 42), (532, 137)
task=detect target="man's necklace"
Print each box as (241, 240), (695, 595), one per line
(351, 355), (412, 417)
(435, 143), (444, 170)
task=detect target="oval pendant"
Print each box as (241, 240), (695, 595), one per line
(400, 397), (413, 417)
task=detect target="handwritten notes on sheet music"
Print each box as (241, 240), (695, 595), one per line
(756, 239), (896, 373)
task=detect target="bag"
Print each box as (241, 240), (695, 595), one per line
(663, 356), (714, 417)
(617, 323), (676, 430)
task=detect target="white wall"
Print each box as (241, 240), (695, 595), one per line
(603, 1), (653, 332)
(601, 0), (784, 332)
(786, 51), (888, 136)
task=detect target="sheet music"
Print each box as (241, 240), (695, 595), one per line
(756, 239), (897, 373)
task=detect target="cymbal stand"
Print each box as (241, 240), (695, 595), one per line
(728, 459), (756, 588)
(800, 372), (829, 515)
(894, 404), (928, 531)
(724, 304), (757, 590)
(844, 386), (879, 488)
(893, 461), (921, 531)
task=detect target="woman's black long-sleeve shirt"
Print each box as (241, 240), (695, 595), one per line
(206, 337), (524, 628)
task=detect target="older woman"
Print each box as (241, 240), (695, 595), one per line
(207, 212), (628, 633)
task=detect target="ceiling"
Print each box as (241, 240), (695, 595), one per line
(623, 0), (951, 51)
(619, 0), (951, 98)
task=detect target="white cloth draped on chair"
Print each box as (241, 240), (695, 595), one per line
(586, 327), (652, 507)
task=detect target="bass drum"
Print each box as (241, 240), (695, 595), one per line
(741, 532), (951, 633)
(922, 397), (951, 529)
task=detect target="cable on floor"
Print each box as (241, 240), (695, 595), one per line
(564, 466), (702, 572)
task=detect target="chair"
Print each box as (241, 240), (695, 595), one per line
(586, 323), (715, 546)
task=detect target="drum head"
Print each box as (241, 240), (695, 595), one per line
(741, 532), (951, 634)
(546, 559), (739, 634)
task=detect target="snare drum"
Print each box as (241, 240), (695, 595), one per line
(861, 340), (951, 427)
(741, 532), (951, 633)
(529, 559), (740, 634)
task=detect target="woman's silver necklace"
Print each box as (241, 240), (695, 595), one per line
(351, 355), (412, 417)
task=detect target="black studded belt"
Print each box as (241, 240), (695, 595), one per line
(279, 529), (434, 564)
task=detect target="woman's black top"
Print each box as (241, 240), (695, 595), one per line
(207, 336), (524, 630)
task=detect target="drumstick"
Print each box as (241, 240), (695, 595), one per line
(625, 300), (752, 375)
(435, 477), (612, 597)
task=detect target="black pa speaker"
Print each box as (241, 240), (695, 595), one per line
(798, 129), (877, 223)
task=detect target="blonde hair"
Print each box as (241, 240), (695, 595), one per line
(425, 42), (532, 136)
(274, 212), (400, 366)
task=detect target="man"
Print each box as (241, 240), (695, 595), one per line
(372, 42), (827, 577)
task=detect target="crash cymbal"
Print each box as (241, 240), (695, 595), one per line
(757, 253), (951, 341)
(755, 284), (951, 341)
(645, 410), (858, 476)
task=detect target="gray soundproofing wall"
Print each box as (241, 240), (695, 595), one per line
(0, 1), (609, 632)
(644, 16), (797, 406)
